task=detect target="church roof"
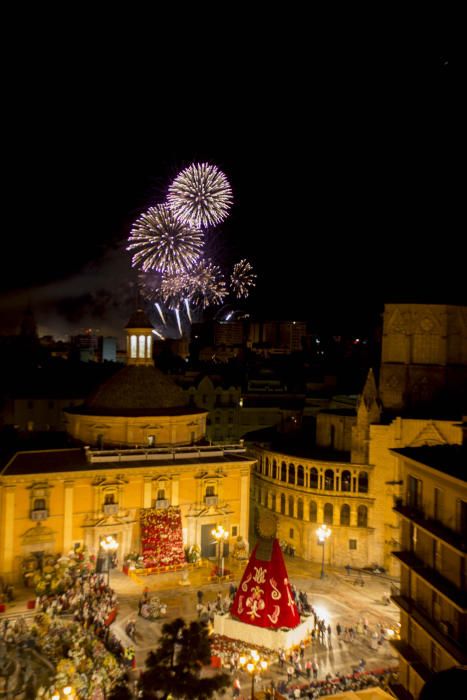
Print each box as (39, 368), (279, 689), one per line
(125, 309), (154, 329)
(65, 365), (197, 416)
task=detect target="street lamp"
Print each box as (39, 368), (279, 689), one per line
(100, 534), (119, 586)
(316, 524), (331, 579)
(211, 525), (229, 579)
(51, 687), (76, 700)
(239, 649), (268, 700)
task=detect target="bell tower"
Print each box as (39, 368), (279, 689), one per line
(125, 309), (154, 366)
(351, 368), (382, 464)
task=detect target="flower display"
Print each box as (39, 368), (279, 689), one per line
(140, 506), (186, 569)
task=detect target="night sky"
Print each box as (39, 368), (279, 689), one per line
(0, 42), (457, 339)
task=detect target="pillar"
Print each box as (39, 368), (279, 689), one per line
(63, 481), (74, 554)
(1, 485), (16, 575)
(143, 478), (152, 508)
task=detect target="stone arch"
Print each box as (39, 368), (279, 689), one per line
(340, 503), (350, 526)
(323, 503), (333, 525)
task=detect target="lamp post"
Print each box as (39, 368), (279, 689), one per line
(239, 649), (268, 700)
(316, 524), (331, 579)
(211, 525), (229, 579)
(100, 534), (119, 586)
(51, 687), (76, 700)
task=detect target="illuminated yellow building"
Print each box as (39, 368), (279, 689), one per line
(390, 442), (467, 699)
(0, 311), (253, 583)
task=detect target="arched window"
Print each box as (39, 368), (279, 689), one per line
(340, 504), (350, 526)
(297, 498), (304, 519)
(309, 467), (318, 489)
(288, 495), (294, 517)
(297, 465), (304, 486)
(324, 503), (333, 525)
(357, 505), (368, 527)
(34, 498), (46, 510)
(271, 493), (276, 512)
(281, 462), (287, 482)
(341, 470), (351, 492)
(265, 457), (269, 475)
(288, 464), (295, 484)
(358, 471), (369, 493)
(309, 501), (317, 522)
(272, 460), (277, 479)
(280, 493), (286, 514)
(324, 469), (334, 491)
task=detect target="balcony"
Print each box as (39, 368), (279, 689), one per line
(103, 504), (119, 515)
(394, 502), (466, 553)
(393, 550), (467, 610)
(30, 509), (48, 521)
(391, 594), (467, 665)
(155, 499), (169, 509)
(204, 496), (219, 506)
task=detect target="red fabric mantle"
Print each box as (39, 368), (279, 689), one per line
(230, 538), (301, 629)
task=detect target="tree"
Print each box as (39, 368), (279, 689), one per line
(139, 618), (229, 699)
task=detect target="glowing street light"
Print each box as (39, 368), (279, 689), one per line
(51, 687), (76, 700)
(239, 649), (268, 699)
(211, 525), (229, 579)
(100, 534), (119, 586)
(316, 524), (332, 579)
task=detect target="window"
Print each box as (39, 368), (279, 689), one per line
(309, 501), (317, 523)
(104, 493), (116, 505)
(146, 335), (152, 358)
(280, 494), (286, 514)
(148, 435), (155, 446)
(288, 464), (295, 484)
(272, 460), (277, 480)
(341, 470), (351, 492)
(231, 526), (238, 537)
(139, 334), (146, 357)
(358, 471), (368, 493)
(324, 469), (334, 490)
(271, 493), (276, 512)
(324, 503), (333, 525)
(357, 505), (368, 527)
(309, 468), (318, 489)
(349, 539), (357, 550)
(297, 465), (304, 487)
(340, 504), (350, 526)
(457, 500), (467, 535)
(433, 539), (442, 571)
(408, 475), (423, 511)
(297, 499), (304, 519)
(34, 498), (46, 510)
(157, 489), (165, 500)
(205, 486), (215, 497)
(289, 528), (294, 539)
(281, 462), (287, 482)
(434, 488), (443, 520)
(130, 335), (137, 358)
(288, 495), (294, 517)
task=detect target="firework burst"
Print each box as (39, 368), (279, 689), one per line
(159, 272), (191, 310)
(127, 204), (204, 274)
(167, 163), (233, 228)
(187, 259), (227, 308)
(230, 259), (257, 299)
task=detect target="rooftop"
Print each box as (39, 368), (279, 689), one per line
(391, 444), (467, 482)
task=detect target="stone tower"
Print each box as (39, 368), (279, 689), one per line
(351, 368), (382, 464)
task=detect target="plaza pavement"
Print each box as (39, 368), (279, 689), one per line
(2, 555), (399, 697)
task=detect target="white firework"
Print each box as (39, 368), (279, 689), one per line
(167, 162), (233, 228)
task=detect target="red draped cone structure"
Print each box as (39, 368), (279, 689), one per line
(230, 538), (301, 629)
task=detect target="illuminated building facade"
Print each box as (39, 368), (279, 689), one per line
(390, 443), (467, 699)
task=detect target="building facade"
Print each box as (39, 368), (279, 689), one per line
(390, 444), (467, 700)
(0, 310), (254, 584)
